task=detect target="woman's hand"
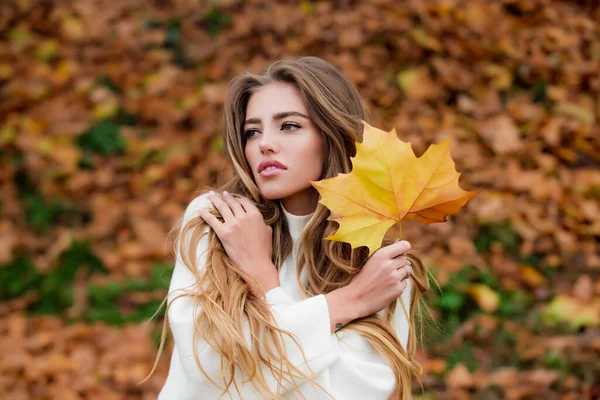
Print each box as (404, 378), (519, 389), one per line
(198, 191), (279, 297)
(325, 240), (413, 333)
(348, 240), (413, 319)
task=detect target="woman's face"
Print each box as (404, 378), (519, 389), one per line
(244, 82), (326, 215)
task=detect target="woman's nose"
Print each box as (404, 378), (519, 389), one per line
(258, 132), (278, 154)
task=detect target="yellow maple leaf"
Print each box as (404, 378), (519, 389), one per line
(310, 121), (480, 256)
(542, 295), (600, 330)
(467, 284), (500, 313)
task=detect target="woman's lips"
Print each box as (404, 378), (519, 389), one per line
(259, 167), (286, 177)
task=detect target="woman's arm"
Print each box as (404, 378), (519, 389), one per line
(322, 244), (414, 399)
(321, 280), (413, 399)
(159, 194), (341, 400)
(392, 276), (413, 350)
(270, 279), (413, 399)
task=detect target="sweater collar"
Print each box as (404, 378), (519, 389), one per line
(281, 202), (315, 239)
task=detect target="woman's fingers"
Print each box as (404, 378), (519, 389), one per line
(208, 192), (235, 222)
(201, 192), (263, 235)
(393, 256), (408, 268)
(393, 266), (412, 285)
(222, 191), (245, 217)
(237, 196), (260, 216)
(385, 240), (411, 259)
(198, 208), (222, 234)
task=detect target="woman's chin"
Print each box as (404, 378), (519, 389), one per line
(257, 188), (283, 200)
(258, 186), (294, 202)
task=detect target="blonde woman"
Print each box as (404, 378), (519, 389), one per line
(154, 56), (430, 399)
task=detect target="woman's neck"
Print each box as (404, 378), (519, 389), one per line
(280, 188), (319, 216)
(281, 201), (315, 239)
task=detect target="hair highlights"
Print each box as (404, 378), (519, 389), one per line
(146, 56), (432, 399)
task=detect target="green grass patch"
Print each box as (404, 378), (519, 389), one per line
(427, 263), (534, 345)
(141, 17), (191, 67)
(86, 263), (174, 326)
(31, 241), (107, 315)
(415, 393), (439, 400)
(1, 241), (107, 316)
(200, 8), (231, 38)
(95, 75), (122, 94)
(112, 107), (137, 126)
(497, 289), (534, 320)
(446, 343), (477, 372)
(14, 163), (65, 233)
(0, 257), (43, 300)
(543, 350), (570, 372)
(77, 120), (127, 156)
(474, 221), (522, 257)
(426, 267), (478, 342)
(530, 79), (548, 104)
(2, 248), (173, 327)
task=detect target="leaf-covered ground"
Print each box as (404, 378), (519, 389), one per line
(1, 0), (599, 398)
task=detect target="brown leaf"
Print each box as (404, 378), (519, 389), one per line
(129, 216), (167, 256)
(396, 67), (444, 102)
(0, 220), (17, 264)
(445, 363), (475, 389)
(338, 27), (364, 49)
(520, 265), (547, 289)
(572, 275), (594, 302)
(477, 114), (523, 155)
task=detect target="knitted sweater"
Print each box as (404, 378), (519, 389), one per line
(159, 193), (413, 399)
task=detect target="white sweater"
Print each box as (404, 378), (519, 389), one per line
(159, 193), (413, 399)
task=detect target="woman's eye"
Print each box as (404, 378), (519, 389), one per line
(245, 123), (299, 139)
(245, 129), (259, 139)
(282, 123), (300, 131)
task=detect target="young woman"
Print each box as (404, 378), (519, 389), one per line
(152, 56), (430, 399)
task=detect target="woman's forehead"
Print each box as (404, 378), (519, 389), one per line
(246, 83), (308, 119)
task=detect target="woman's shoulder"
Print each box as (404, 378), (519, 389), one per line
(182, 192), (213, 223)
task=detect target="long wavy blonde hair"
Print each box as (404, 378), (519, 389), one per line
(145, 56), (432, 399)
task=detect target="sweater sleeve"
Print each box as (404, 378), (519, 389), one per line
(326, 278), (413, 399)
(392, 276), (413, 351)
(158, 194), (340, 400)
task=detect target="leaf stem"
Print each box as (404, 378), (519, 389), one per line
(397, 220), (403, 240)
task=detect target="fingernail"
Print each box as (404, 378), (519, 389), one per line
(223, 191), (229, 196)
(209, 190), (215, 196)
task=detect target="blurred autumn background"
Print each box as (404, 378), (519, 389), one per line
(1, 0), (600, 399)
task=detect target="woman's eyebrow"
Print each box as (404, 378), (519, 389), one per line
(244, 111), (309, 126)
